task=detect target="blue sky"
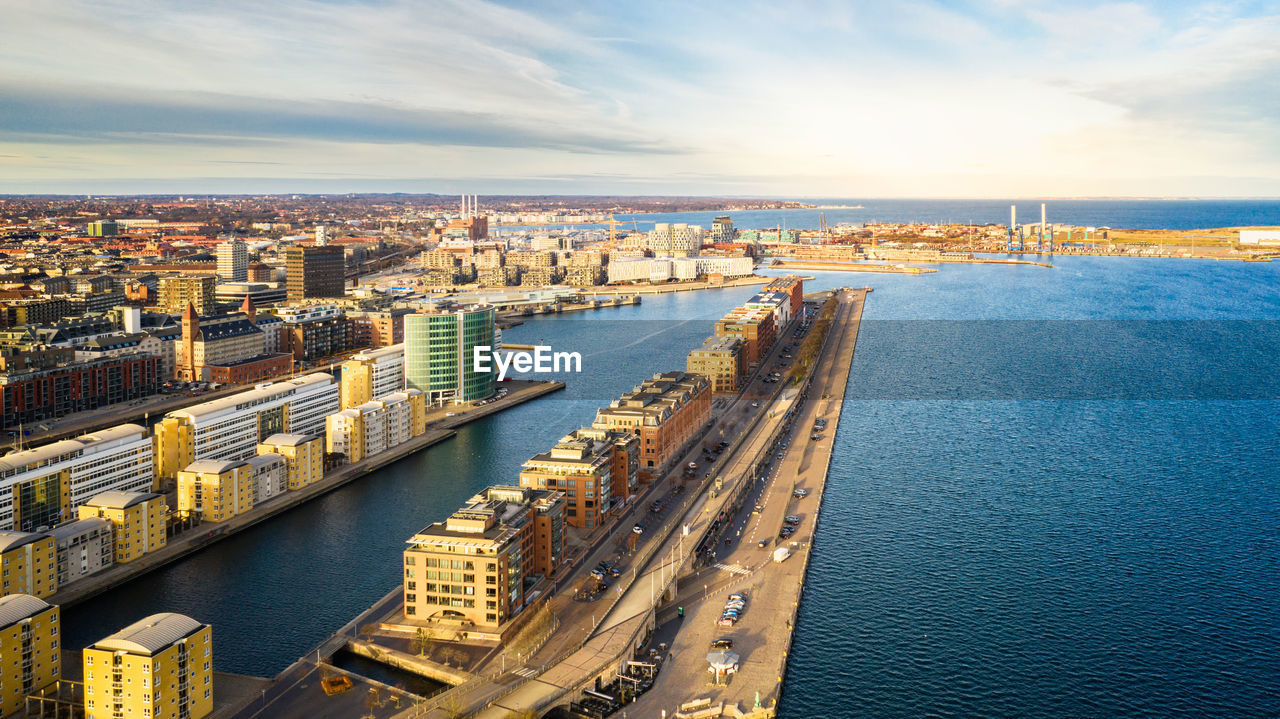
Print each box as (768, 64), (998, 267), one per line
(1, 0), (1278, 196)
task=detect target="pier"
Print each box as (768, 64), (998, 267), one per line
(458, 289), (865, 719)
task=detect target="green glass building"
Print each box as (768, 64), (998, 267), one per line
(404, 306), (496, 404)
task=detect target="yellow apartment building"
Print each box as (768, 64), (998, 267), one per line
(176, 460), (255, 522)
(339, 344), (405, 409)
(83, 613), (212, 719)
(77, 491), (167, 564)
(0, 594), (60, 716)
(257, 434), (324, 490)
(0, 531), (57, 599)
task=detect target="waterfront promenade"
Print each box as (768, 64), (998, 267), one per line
(626, 288), (863, 716)
(46, 379), (564, 608)
(467, 289), (865, 718)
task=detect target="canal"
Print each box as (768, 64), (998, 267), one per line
(62, 281), (770, 677)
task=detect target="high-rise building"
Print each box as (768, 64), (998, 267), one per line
(153, 373), (339, 479)
(0, 424), (155, 531)
(216, 239), (249, 282)
(86, 219), (119, 237)
(404, 307), (496, 405)
(285, 245), (345, 300)
(77, 491), (167, 564)
(402, 485), (564, 636)
(0, 594), (60, 716)
(83, 613), (213, 719)
(711, 216), (735, 243)
(646, 223), (704, 257)
(158, 276), (217, 316)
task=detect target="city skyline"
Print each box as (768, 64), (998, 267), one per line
(3, 0), (1280, 197)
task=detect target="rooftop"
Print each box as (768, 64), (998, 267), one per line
(0, 530), (47, 553)
(0, 424), (149, 475)
(0, 593), (52, 629)
(81, 490), (162, 510)
(92, 612), (206, 655)
(260, 432), (319, 447)
(181, 459), (245, 475)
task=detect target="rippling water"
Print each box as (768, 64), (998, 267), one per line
(63, 256), (1280, 719)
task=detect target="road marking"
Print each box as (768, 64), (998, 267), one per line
(713, 563), (751, 576)
(511, 667), (539, 678)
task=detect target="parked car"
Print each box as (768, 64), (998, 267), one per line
(711, 638), (734, 650)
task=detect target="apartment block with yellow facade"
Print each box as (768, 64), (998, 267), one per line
(326, 389), (426, 464)
(0, 594), (60, 716)
(338, 344), (405, 409)
(403, 486), (564, 639)
(0, 531), (57, 599)
(77, 491), (167, 564)
(176, 460), (255, 522)
(257, 434), (324, 490)
(153, 373), (339, 480)
(0, 424), (154, 532)
(83, 613), (212, 719)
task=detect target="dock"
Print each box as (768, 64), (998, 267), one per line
(47, 380), (565, 608)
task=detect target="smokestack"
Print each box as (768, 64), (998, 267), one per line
(1041, 203), (1046, 234)
(473, 195), (479, 218)
(1010, 204), (1017, 236)
(461, 194), (467, 218)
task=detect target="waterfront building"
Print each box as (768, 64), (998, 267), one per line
(246, 453), (286, 504)
(711, 216), (735, 243)
(402, 485), (564, 637)
(0, 424), (155, 532)
(77, 491), (167, 564)
(256, 434), (324, 490)
(48, 517), (113, 588)
(592, 371), (712, 480)
(153, 373), (339, 479)
(2, 297), (71, 327)
(339, 344), (405, 409)
(646, 223), (704, 257)
(0, 353), (160, 428)
(0, 594), (60, 716)
(285, 245), (345, 300)
(83, 613), (213, 719)
(0, 531), (57, 598)
(216, 239), (248, 282)
(326, 390), (423, 464)
(564, 265), (606, 287)
(714, 306), (776, 368)
(687, 336), (746, 394)
(765, 275), (804, 319)
(404, 306), (496, 405)
(177, 459), (255, 522)
(158, 276), (216, 316)
(743, 290), (793, 329)
(519, 428), (636, 529)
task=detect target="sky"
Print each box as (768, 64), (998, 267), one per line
(1, 0), (1279, 197)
